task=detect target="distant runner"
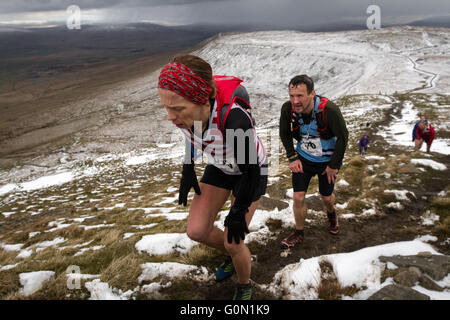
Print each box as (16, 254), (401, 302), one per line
(413, 115), (435, 153)
(279, 75), (348, 249)
(158, 55), (267, 300)
(359, 133), (370, 156)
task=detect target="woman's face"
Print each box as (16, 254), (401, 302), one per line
(158, 88), (209, 130)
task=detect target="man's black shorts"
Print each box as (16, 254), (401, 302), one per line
(292, 157), (334, 196)
(200, 164), (268, 203)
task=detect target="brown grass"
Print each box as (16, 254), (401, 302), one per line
(317, 260), (363, 300)
(149, 219), (187, 234)
(317, 260), (342, 300)
(266, 218), (283, 232)
(347, 156), (366, 168)
(0, 248), (18, 267)
(0, 270), (20, 299)
(100, 253), (146, 292)
(179, 244), (222, 270)
(430, 194), (450, 239)
(346, 197), (371, 213)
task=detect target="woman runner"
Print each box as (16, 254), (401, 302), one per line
(157, 55), (267, 300)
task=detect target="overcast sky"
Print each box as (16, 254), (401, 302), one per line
(0, 0), (449, 27)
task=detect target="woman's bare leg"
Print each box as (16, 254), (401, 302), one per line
(223, 197), (261, 284)
(186, 183), (231, 253)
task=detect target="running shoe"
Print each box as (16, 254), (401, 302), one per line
(280, 231), (303, 249)
(233, 283), (253, 300)
(328, 216), (340, 235)
(215, 256), (235, 282)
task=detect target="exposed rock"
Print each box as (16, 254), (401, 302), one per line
(266, 181), (287, 200)
(418, 275), (444, 292)
(259, 196), (289, 211)
(368, 284), (430, 300)
(379, 254), (450, 280)
(408, 267), (422, 277)
(418, 251), (433, 258)
(393, 270), (420, 287)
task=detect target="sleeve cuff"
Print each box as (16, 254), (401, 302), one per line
(288, 154), (300, 163)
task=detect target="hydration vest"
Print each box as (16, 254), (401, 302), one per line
(291, 96), (334, 140)
(182, 75), (266, 174)
(214, 75), (253, 132)
(295, 96), (337, 163)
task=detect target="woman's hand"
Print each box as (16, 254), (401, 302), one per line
(178, 164), (201, 206)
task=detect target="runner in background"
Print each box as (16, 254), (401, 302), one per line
(413, 115), (435, 153)
(359, 133), (370, 156)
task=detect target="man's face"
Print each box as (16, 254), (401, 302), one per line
(289, 84), (315, 114)
(158, 88), (207, 129)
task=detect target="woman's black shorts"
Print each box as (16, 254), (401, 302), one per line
(200, 164), (268, 203)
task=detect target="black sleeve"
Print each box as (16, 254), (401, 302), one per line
(224, 108), (261, 209)
(324, 102), (349, 169)
(279, 101), (297, 159)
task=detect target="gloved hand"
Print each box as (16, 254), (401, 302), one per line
(178, 163), (201, 206)
(224, 205), (249, 244)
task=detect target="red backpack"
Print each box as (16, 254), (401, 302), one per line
(214, 75), (252, 132)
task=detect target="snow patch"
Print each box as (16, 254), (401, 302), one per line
(19, 271), (55, 296)
(269, 239), (441, 300)
(411, 159), (447, 171)
(135, 233), (198, 255)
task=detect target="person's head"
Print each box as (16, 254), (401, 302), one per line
(288, 75), (315, 114)
(158, 55), (216, 129)
(418, 115), (428, 129)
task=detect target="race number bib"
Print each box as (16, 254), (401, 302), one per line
(301, 137), (323, 157)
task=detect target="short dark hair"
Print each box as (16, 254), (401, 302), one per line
(289, 75), (314, 94)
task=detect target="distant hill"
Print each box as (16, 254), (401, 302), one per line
(409, 16), (450, 28)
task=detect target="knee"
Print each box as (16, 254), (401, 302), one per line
(186, 223), (208, 243)
(320, 194), (333, 205)
(293, 192), (306, 205)
(223, 238), (242, 256)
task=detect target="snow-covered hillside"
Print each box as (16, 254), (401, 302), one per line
(193, 26), (449, 102)
(0, 26), (449, 300)
(1, 26), (449, 186)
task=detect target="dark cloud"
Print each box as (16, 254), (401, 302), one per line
(165, 0), (450, 27)
(0, 0), (448, 27)
(0, 0), (227, 14)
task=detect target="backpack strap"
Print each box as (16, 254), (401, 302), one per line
(291, 103), (300, 131)
(316, 97), (329, 132)
(290, 97), (326, 136)
(218, 85), (252, 132)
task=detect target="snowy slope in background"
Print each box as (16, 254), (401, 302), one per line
(193, 27), (449, 104)
(1, 26), (449, 187)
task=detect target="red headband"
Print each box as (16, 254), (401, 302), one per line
(158, 62), (212, 105)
